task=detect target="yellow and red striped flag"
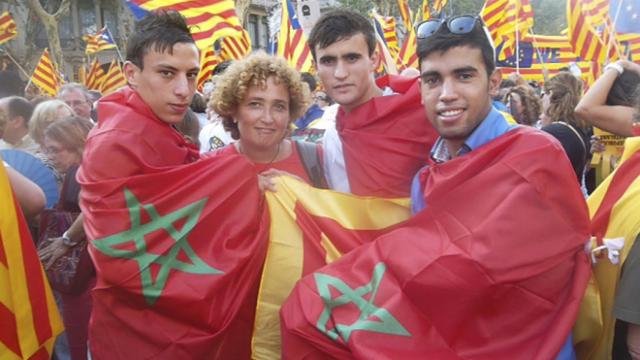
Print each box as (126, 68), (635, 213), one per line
(481, 0), (534, 60)
(0, 158), (64, 359)
(0, 11), (17, 45)
(396, 0), (413, 30)
(126, 0), (243, 51)
(567, 0), (619, 64)
(398, 27), (418, 70)
(197, 47), (220, 91)
(372, 11), (400, 52)
(420, 0), (431, 21)
(30, 49), (61, 97)
(574, 137), (640, 360)
(85, 58), (106, 91)
(433, 0), (449, 13)
(277, 0), (312, 72)
(100, 60), (127, 95)
(220, 29), (251, 61)
(83, 26), (117, 55)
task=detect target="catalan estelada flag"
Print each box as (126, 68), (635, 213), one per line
(84, 58), (106, 91)
(197, 46), (220, 91)
(100, 60), (127, 95)
(574, 137), (640, 360)
(0, 11), (17, 45)
(481, 0), (534, 60)
(220, 29), (251, 61)
(0, 158), (64, 359)
(277, 0), (312, 72)
(126, 0), (243, 51)
(83, 27), (117, 55)
(567, 0), (619, 64)
(30, 49), (61, 97)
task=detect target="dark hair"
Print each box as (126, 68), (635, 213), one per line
(126, 11), (195, 69)
(5, 96), (34, 126)
(0, 70), (24, 98)
(212, 60), (233, 76)
(175, 108), (200, 147)
(417, 19), (495, 76)
(500, 79), (516, 89)
(190, 92), (207, 113)
(300, 72), (317, 92)
(308, 9), (376, 60)
(606, 70), (640, 106)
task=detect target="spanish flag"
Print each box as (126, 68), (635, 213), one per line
(0, 159), (64, 359)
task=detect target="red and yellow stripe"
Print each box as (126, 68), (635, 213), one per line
(220, 29), (251, 61)
(0, 158), (63, 359)
(100, 60), (127, 95)
(85, 58), (106, 91)
(0, 11), (17, 45)
(197, 47), (220, 91)
(30, 50), (60, 97)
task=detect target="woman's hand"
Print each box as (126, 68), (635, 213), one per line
(39, 237), (72, 270)
(590, 135), (606, 154)
(258, 169), (306, 192)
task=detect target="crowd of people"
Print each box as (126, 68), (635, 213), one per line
(2, 8), (640, 360)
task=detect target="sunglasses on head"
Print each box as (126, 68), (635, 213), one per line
(416, 15), (484, 39)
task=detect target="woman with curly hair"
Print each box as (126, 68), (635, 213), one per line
(540, 72), (591, 180)
(503, 84), (542, 126)
(209, 52), (326, 187)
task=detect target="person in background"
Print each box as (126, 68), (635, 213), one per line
(0, 96), (37, 153)
(540, 72), (591, 181)
(38, 116), (94, 360)
(198, 61), (235, 153)
(575, 60), (640, 138)
(210, 52), (325, 187)
(503, 84), (542, 126)
(291, 72), (327, 143)
(57, 83), (94, 122)
(29, 100), (75, 151)
(176, 108), (201, 148)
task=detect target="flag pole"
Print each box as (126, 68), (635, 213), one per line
(605, 0), (625, 63)
(24, 48), (46, 94)
(0, 46), (31, 79)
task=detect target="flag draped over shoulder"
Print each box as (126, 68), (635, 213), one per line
(0, 160), (63, 360)
(30, 49), (61, 97)
(252, 177), (411, 358)
(574, 137), (640, 360)
(79, 151), (269, 358)
(336, 75), (438, 197)
(0, 11), (17, 45)
(281, 127), (591, 359)
(126, 0), (243, 51)
(277, 0), (312, 72)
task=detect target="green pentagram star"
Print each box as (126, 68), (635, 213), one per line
(93, 188), (223, 306)
(314, 262), (411, 343)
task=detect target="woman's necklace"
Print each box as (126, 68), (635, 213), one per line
(238, 141), (281, 164)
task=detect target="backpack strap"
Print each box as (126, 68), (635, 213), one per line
(294, 140), (327, 189)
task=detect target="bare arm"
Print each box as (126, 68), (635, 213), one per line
(6, 165), (46, 218)
(628, 323), (640, 360)
(574, 60), (640, 137)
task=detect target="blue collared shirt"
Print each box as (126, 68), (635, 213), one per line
(411, 106), (517, 214)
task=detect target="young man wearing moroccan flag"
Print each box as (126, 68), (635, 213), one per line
(308, 9), (439, 197)
(77, 11), (267, 359)
(280, 16), (591, 359)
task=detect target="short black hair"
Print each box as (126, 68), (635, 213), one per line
(308, 9), (376, 61)
(0, 70), (24, 98)
(5, 96), (34, 126)
(212, 60), (233, 76)
(417, 18), (495, 77)
(300, 72), (317, 92)
(126, 10), (195, 69)
(606, 70), (640, 106)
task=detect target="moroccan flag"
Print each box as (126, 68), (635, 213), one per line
(333, 75), (438, 197)
(0, 11), (17, 45)
(0, 160), (64, 359)
(100, 60), (127, 95)
(574, 137), (640, 360)
(83, 27), (117, 55)
(30, 49), (60, 97)
(281, 127), (591, 359)
(253, 177), (411, 357)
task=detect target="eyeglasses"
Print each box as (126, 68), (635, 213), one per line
(65, 100), (89, 107)
(416, 15), (484, 39)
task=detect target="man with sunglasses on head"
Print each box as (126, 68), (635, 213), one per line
(280, 16), (590, 359)
(307, 9), (438, 197)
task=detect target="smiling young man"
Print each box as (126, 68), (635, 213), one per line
(308, 9), (438, 197)
(280, 16), (591, 359)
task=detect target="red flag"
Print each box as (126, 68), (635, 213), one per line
(336, 75), (438, 197)
(78, 87), (268, 359)
(281, 127), (591, 359)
